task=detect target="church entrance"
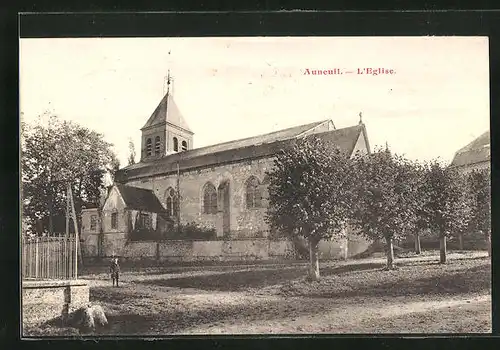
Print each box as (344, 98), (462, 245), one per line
(217, 180), (230, 237)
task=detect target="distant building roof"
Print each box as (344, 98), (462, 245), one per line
(115, 121), (368, 182)
(114, 183), (166, 213)
(450, 131), (490, 168)
(141, 91), (193, 134)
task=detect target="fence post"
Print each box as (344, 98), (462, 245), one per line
(45, 240), (48, 279)
(64, 237), (67, 279)
(29, 240), (32, 278)
(75, 236), (78, 279)
(35, 238), (39, 279)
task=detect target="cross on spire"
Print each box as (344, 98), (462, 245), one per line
(166, 69), (171, 94)
(359, 112), (363, 125)
(163, 50), (173, 95)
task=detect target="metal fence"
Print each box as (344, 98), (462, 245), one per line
(22, 236), (78, 280)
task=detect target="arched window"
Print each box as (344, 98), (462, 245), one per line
(173, 137), (179, 152)
(246, 176), (262, 209)
(111, 211), (118, 229)
(165, 187), (178, 217)
(181, 140), (188, 151)
(154, 136), (161, 155)
(202, 182), (218, 214)
(146, 138), (152, 156)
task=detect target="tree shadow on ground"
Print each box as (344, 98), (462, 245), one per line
(321, 262), (384, 276)
(139, 266), (307, 291)
(80, 261), (310, 277)
(138, 262), (383, 292)
(139, 261), (310, 275)
(301, 264), (491, 299)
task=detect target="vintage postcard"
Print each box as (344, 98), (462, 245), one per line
(19, 36), (491, 337)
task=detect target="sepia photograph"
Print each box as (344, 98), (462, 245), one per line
(19, 36), (491, 337)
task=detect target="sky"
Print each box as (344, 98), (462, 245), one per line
(20, 36), (490, 167)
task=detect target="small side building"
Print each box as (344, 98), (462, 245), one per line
(81, 184), (173, 258)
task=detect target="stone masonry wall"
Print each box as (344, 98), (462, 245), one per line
(83, 235), (372, 262)
(112, 239), (297, 262)
(126, 157), (276, 239)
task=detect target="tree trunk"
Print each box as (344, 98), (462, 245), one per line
(414, 233), (421, 254)
(458, 232), (464, 250)
(439, 234), (447, 264)
(292, 236), (309, 260)
(308, 240), (320, 281)
(385, 236), (395, 269)
(343, 237), (349, 260)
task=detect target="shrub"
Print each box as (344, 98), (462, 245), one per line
(129, 228), (162, 241)
(129, 222), (217, 241)
(174, 222), (217, 240)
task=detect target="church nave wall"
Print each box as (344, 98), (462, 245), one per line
(124, 156), (276, 238)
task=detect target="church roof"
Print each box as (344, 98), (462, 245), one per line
(116, 122), (368, 182)
(450, 130), (490, 168)
(114, 183), (166, 213)
(167, 119), (331, 159)
(141, 91), (193, 133)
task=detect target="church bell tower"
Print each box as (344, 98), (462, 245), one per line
(140, 71), (194, 161)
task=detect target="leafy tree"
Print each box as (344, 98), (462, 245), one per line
(412, 161), (433, 255)
(266, 137), (358, 280)
(21, 113), (120, 236)
(455, 188), (473, 251)
(351, 148), (422, 269)
(420, 161), (470, 263)
(468, 169), (491, 256)
(128, 138), (136, 165)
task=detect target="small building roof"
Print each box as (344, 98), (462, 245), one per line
(450, 131), (490, 168)
(115, 122), (368, 182)
(114, 183), (166, 213)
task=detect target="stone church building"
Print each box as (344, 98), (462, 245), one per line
(81, 84), (372, 260)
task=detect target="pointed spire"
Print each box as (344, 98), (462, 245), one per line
(359, 112), (363, 125)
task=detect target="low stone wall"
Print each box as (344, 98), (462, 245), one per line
(400, 232), (488, 251)
(22, 280), (90, 326)
(85, 235), (372, 263)
(123, 239), (297, 262)
(346, 235), (373, 257)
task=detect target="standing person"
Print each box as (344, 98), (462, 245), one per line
(110, 257), (121, 287)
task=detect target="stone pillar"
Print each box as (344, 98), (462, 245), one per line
(22, 280), (90, 327)
(62, 282), (91, 323)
